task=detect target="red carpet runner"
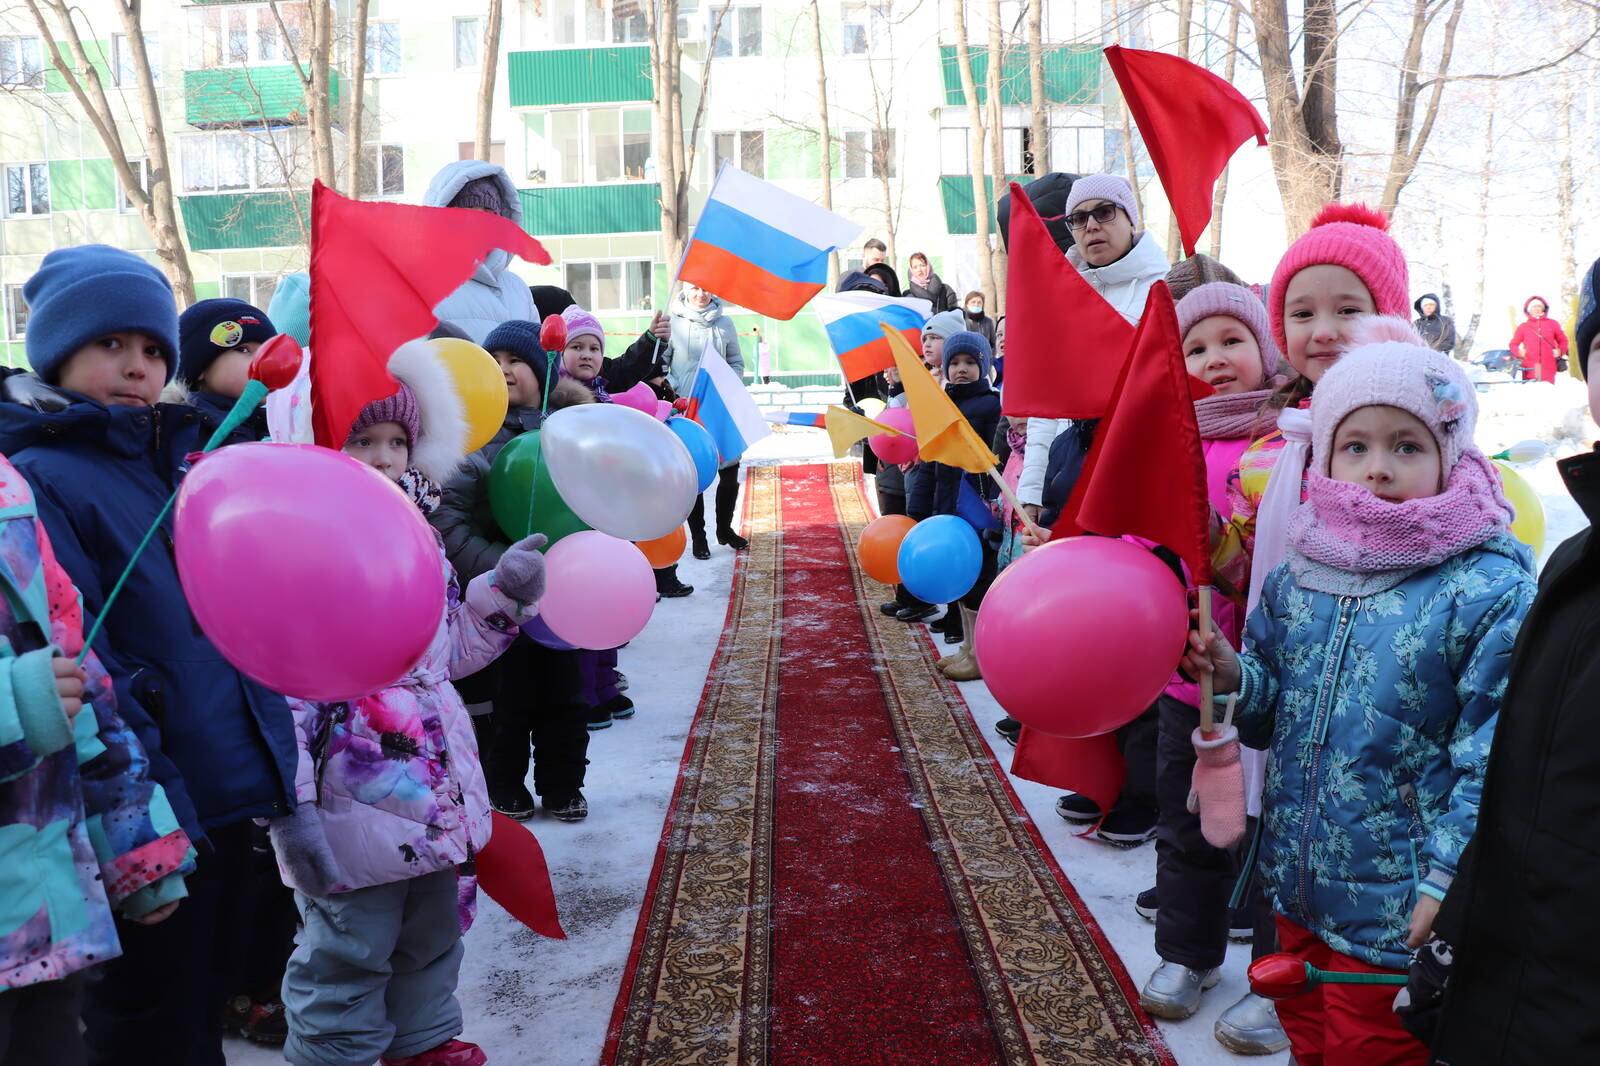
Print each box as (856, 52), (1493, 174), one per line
(602, 463), (1174, 1066)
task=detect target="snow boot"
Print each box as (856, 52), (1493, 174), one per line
(938, 607), (981, 681)
(381, 1039), (487, 1066)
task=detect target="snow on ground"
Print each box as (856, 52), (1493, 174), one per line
(227, 388), (1594, 1065)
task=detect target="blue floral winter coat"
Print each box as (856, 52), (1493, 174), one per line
(1233, 536), (1535, 970)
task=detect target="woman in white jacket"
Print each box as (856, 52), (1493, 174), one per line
(1016, 174), (1170, 522)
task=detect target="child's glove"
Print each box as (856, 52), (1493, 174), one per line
(268, 802), (340, 897)
(466, 534), (547, 631)
(1189, 724), (1247, 848)
(1394, 935), (1453, 1045)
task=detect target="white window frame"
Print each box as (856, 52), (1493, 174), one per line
(712, 129), (764, 179)
(359, 143), (405, 199)
(840, 1), (889, 55)
(118, 157), (152, 213)
(535, 106), (653, 186)
(563, 259), (655, 314)
(453, 17), (484, 69)
(180, 129), (308, 194)
(112, 32), (161, 87)
(3, 284), (28, 341)
(3, 162), (51, 218)
(0, 35), (45, 90)
(844, 129), (895, 180)
(364, 20), (402, 76)
(610, 0), (650, 44)
(711, 5), (761, 57)
(221, 273), (280, 309)
(187, 4), (308, 69)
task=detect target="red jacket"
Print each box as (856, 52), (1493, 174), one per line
(1509, 297), (1568, 383)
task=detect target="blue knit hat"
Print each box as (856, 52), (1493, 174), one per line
(23, 245), (178, 384)
(1576, 256), (1600, 376)
(178, 298), (276, 387)
(942, 330), (993, 380)
(483, 319), (551, 391)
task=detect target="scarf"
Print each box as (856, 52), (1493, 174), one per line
(399, 467), (442, 517)
(1285, 450), (1512, 597)
(1193, 385), (1279, 441)
(1246, 405), (1313, 614)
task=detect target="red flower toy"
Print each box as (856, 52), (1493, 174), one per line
(247, 333), (304, 391)
(1247, 953), (1409, 1000)
(539, 313), (568, 354)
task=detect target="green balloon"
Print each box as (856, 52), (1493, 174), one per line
(488, 431), (590, 545)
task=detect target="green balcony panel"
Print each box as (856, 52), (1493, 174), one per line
(180, 191), (309, 250)
(185, 66), (341, 127)
(938, 174), (1028, 235)
(44, 40), (109, 95)
(939, 44), (1100, 107)
(508, 47), (651, 106)
(519, 183), (659, 236)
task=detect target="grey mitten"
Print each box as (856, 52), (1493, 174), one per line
(268, 802), (340, 897)
(492, 533), (548, 606)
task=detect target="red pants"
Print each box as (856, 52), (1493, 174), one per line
(1273, 916), (1428, 1066)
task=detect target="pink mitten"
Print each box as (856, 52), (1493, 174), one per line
(1190, 725), (1247, 848)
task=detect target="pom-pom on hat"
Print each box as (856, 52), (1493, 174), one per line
(941, 330), (993, 380)
(1176, 282), (1282, 379)
(178, 298), (277, 387)
(23, 244), (179, 384)
(1064, 173), (1142, 232)
(1309, 316), (1478, 477)
(559, 305), (604, 352)
(1268, 204), (1410, 358)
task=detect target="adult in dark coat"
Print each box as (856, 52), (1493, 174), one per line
(1424, 262), (1600, 1065)
(906, 252), (958, 312)
(961, 290), (999, 348)
(529, 285), (671, 394)
(1412, 293), (1457, 357)
(864, 262), (902, 297)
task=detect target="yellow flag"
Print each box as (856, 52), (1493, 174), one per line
(824, 405), (901, 459)
(883, 324), (998, 474)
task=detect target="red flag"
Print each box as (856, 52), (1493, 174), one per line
(1105, 45), (1268, 258)
(1054, 282), (1215, 585)
(475, 810), (566, 938)
(1011, 729), (1126, 826)
(308, 181), (551, 449)
(1001, 182), (1136, 420)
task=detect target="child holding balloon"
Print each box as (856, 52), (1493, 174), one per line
(1181, 328), (1534, 1065)
(273, 341), (547, 1066)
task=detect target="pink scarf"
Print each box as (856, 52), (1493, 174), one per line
(1193, 385), (1279, 441)
(1285, 450), (1514, 596)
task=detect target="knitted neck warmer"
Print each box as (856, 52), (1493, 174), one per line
(1006, 422), (1028, 453)
(398, 467), (442, 517)
(1286, 449), (1512, 596)
(1193, 384), (1278, 441)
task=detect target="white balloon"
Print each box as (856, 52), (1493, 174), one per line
(539, 403), (699, 541)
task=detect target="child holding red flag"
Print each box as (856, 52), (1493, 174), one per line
(1183, 325), (1534, 1065)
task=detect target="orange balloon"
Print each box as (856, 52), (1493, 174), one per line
(637, 526), (687, 568)
(857, 515), (917, 585)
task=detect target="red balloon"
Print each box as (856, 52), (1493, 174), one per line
(539, 313), (568, 353)
(1248, 954), (1312, 1000)
(973, 537), (1188, 738)
(247, 334), (303, 390)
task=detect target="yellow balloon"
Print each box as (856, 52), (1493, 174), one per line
(1494, 460), (1546, 557)
(428, 338), (508, 454)
(859, 397), (887, 420)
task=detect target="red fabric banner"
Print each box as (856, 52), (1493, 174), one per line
(475, 810), (566, 939)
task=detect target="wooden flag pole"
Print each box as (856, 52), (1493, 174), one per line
(1198, 584), (1215, 733)
(987, 463), (1050, 544)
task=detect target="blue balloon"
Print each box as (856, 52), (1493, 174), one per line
(897, 515), (982, 604)
(667, 416), (719, 493)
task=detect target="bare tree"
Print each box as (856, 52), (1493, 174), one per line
(346, 0), (372, 197)
(985, 0), (1007, 307)
(1376, 0), (1466, 218)
(1206, 0), (1242, 259)
(1165, 0), (1196, 262)
(951, 0), (995, 307)
(24, 0), (196, 304)
(475, 0), (504, 162)
(1252, 0), (1342, 236)
(1026, 0), (1046, 179)
(270, 0), (337, 188)
(807, 0), (838, 288)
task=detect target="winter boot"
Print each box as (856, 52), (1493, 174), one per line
(542, 792), (589, 822)
(381, 1039), (487, 1066)
(938, 608), (982, 681)
(1214, 992), (1290, 1054)
(1140, 962), (1221, 1020)
(655, 566), (694, 598)
(714, 469), (747, 548)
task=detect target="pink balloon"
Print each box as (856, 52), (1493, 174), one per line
(869, 406), (918, 465)
(615, 381), (658, 415)
(174, 444), (445, 701)
(974, 537), (1188, 737)
(536, 530), (656, 649)
(654, 400), (674, 421)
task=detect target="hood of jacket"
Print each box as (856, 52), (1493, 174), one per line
(386, 340), (469, 484)
(1414, 293), (1443, 319)
(1523, 295), (1549, 318)
(1066, 231), (1171, 318)
(671, 290), (727, 325)
(423, 160), (525, 278)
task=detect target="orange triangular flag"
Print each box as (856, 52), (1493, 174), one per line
(883, 324), (998, 474)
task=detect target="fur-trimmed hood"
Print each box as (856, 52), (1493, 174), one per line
(387, 340), (469, 483)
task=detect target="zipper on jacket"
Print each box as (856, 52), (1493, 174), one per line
(311, 703), (346, 805)
(1297, 594), (1356, 921)
(1398, 781), (1425, 890)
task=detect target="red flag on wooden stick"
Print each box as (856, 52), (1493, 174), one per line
(1053, 282), (1215, 585)
(1000, 182), (1136, 420)
(1105, 45), (1268, 258)
(308, 181), (551, 449)
(1011, 729), (1126, 827)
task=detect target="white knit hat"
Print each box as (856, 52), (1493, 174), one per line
(1064, 174), (1141, 232)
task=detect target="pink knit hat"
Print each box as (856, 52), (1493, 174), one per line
(1269, 204), (1410, 356)
(348, 380), (421, 447)
(1309, 317), (1478, 476)
(1065, 173), (1141, 231)
(1175, 282), (1282, 379)
(560, 304), (604, 352)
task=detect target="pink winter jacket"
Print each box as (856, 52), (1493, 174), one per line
(284, 549), (514, 895)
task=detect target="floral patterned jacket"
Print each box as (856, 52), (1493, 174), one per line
(1234, 536), (1535, 970)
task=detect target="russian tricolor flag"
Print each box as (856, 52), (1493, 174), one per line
(763, 410), (827, 428)
(812, 291), (933, 381)
(677, 164), (862, 320)
(685, 338), (773, 461)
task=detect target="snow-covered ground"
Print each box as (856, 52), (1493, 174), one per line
(227, 386), (1595, 1066)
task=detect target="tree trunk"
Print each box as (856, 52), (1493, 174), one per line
(475, 0), (504, 161)
(952, 0), (995, 310)
(1026, 0), (1046, 177)
(27, 0), (196, 305)
(1251, 0), (1341, 236)
(1378, 0), (1465, 219)
(1206, 0), (1241, 259)
(1456, 86), (1497, 362)
(807, 0), (838, 288)
(308, 0), (337, 188)
(644, 0), (685, 266)
(346, 0), (371, 197)
(1555, 41), (1577, 325)
(1107, 0), (1145, 224)
(985, 0), (1006, 309)
(1165, 0), (1195, 262)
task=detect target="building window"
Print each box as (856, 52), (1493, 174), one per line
(454, 17), (483, 68)
(223, 273), (280, 309)
(713, 130), (763, 179)
(181, 129), (309, 193)
(456, 141), (507, 168)
(3, 285), (27, 340)
(188, 4), (308, 69)
(0, 36), (45, 89)
(612, 0), (649, 43)
(112, 33), (161, 87)
(119, 158), (152, 213)
(530, 107), (650, 185)
(1050, 126), (1106, 174)
(3, 163), (50, 217)
(712, 6), (760, 57)
(365, 21), (401, 76)
(358, 144), (405, 198)
(564, 260), (653, 313)
(843, 129), (894, 179)
(841, 2), (888, 55)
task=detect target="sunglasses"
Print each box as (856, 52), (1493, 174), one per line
(1064, 203), (1123, 231)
